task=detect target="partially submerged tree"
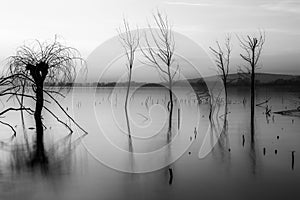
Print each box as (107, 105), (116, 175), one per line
(118, 18), (139, 138)
(238, 31), (265, 140)
(6, 36), (87, 164)
(209, 35), (232, 116)
(141, 10), (178, 132)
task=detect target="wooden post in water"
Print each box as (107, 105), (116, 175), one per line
(168, 168), (173, 185)
(242, 134), (245, 147)
(292, 151), (295, 170)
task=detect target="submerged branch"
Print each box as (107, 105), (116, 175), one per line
(44, 90), (88, 134)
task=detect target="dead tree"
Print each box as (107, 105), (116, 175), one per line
(6, 36), (87, 164)
(141, 10), (178, 132)
(238, 31), (265, 140)
(209, 36), (232, 117)
(118, 18), (139, 138)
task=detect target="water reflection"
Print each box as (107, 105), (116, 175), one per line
(127, 136), (135, 173)
(4, 130), (85, 176)
(1, 86), (299, 200)
(292, 151), (295, 170)
(210, 114), (231, 168)
(249, 137), (257, 175)
(166, 129), (173, 185)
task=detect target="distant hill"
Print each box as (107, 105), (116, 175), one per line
(187, 73), (300, 86)
(229, 73), (300, 84)
(44, 73), (300, 87)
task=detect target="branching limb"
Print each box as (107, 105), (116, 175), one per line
(43, 106), (73, 133)
(0, 120), (17, 137)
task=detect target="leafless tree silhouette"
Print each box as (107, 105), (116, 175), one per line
(210, 35), (232, 117)
(5, 36), (87, 165)
(118, 18), (140, 138)
(141, 10), (178, 132)
(238, 31), (265, 141)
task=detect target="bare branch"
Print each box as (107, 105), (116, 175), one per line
(209, 35), (232, 88)
(0, 120), (17, 136)
(237, 31), (265, 74)
(44, 90), (88, 134)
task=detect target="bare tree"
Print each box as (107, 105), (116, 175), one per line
(6, 36), (87, 164)
(141, 10), (179, 132)
(238, 31), (265, 140)
(118, 18), (139, 138)
(209, 36), (232, 116)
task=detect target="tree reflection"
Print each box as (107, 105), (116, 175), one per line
(6, 128), (86, 175)
(249, 138), (257, 175)
(210, 112), (231, 166)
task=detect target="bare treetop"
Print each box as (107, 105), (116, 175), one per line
(238, 31), (266, 72)
(117, 18), (140, 70)
(209, 35), (232, 82)
(141, 10), (177, 82)
(7, 36), (85, 86)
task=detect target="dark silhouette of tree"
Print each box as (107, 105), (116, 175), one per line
(6, 36), (87, 165)
(141, 10), (178, 132)
(118, 18), (139, 138)
(209, 35), (232, 117)
(238, 31), (265, 141)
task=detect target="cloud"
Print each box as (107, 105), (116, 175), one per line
(260, 0), (300, 14)
(265, 28), (300, 35)
(164, 0), (300, 14)
(163, 1), (215, 7)
(163, 1), (250, 9)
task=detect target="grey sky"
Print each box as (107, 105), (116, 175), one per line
(0, 0), (299, 79)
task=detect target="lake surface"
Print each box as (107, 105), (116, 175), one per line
(0, 85), (299, 200)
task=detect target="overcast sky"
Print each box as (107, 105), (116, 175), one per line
(0, 0), (299, 80)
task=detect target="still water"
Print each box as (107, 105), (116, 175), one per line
(0, 85), (299, 200)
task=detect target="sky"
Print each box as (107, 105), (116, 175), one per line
(0, 0), (299, 81)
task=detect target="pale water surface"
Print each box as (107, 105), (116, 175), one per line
(0, 86), (299, 200)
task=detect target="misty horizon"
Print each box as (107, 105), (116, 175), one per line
(0, 1), (299, 200)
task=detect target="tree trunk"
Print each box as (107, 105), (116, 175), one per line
(224, 77), (228, 117)
(125, 68), (132, 137)
(169, 89), (173, 130)
(250, 60), (255, 142)
(33, 83), (47, 164)
(168, 81), (173, 132)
